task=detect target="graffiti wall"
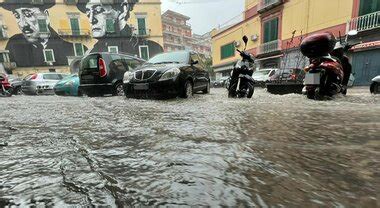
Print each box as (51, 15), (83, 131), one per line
(0, 0), (163, 74)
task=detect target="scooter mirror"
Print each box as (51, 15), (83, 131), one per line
(242, 36), (248, 45)
(0, 77), (5, 82)
(348, 30), (358, 36)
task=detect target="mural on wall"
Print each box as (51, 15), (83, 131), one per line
(76, 0), (163, 59)
(1, 1), (85, 69)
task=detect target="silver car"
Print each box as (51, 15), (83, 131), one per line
(22, 73), (69, 95)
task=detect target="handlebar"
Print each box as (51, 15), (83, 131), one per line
(236, 49), (254, 63)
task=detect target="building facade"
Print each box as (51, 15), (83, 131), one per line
(0, 0), (164, 77)
(162, 10), (192, 52)
(211, 0), (380, 85)
(162, 10), (211, 57)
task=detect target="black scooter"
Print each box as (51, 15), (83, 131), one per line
(228, 36), (255, 98)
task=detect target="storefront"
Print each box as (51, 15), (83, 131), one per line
(350, 40), (380, 85)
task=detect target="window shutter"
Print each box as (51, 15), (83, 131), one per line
(106, 19), (115, 33)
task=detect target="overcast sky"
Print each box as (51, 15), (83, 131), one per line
(161, 0), (245, 35)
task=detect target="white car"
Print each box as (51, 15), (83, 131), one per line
(252, 69), (277, 84)
(22, 73), (69, 95)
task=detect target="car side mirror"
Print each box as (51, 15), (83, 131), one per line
(191, 60), (199, 65)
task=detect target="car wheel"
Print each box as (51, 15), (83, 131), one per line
(113, 83), (125, 96)
(181, 80), (193, 98)
(202, 81), (210, 94)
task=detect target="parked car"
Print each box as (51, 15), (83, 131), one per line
(22, 73), (69, 95)
(123, 50), (210, 99)
(54, 74), (81, 96)
(79, 53), (145, 97)
(0, 73), (12, 97)
(7, 75), (23, 95)
(269, 68), (305, 83)
(252, 69), (277, 86)
(370, 75), (380, 94)
(213, 76), (230, 88)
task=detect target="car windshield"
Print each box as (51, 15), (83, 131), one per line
(253, 70), (272, 76)
(147, 51), (189, 64)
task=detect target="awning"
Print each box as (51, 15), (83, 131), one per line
(351, 41), (380, 51)
(213, 62), (236, 72)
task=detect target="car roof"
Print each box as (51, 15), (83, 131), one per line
(87, 52), (146, 62)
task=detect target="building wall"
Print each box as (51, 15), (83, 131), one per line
(0, 0), (164, 77)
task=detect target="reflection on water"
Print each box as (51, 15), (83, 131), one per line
(0, 88), (379, 207)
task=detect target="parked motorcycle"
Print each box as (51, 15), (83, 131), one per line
(228, 36), (255, 98)
(330, 30), (358, 95)
(301, 32), (344, 100)
(0, 73), (13, 97)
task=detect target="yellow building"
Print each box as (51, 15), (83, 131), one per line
(0, 0), (164, 77)
(212, 0), (380, 84)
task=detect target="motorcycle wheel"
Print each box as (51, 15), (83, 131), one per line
(306, 89), (315, 99)
(247, 84), (254, 98)
(314, 87), (324, 100)
(228, 83), (237, 98)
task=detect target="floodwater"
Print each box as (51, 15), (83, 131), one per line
(0, 88), (379, 207)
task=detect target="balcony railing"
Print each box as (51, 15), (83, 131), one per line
(58, 29), (91, 37)
(257, 0), (284, 13)
(132, 28), (151, 37)
(347, 11), (380, 33)
(258, 40), (282, 55)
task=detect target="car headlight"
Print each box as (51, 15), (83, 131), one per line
(159, 68), (180, 81)
(123, 72), (134, 83)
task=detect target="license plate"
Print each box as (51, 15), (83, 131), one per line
(304, 73), (320, 85)
(133, 83), (149, 90)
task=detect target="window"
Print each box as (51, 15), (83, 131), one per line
(108, 46), (118, 53)
(0, 53), (4, 62)
(109, 54), (127, 72)
(74, 43), (84, 56)
(43, 49), (55, 63)
(139, 45), (149, 60)
(263, 18), (279, 43)
(43, 74), (61, 80)
(359, 0), (380, 16)
(70, 18), (80, 36)
(122, 57), (144, 71)
(220, 42), (235, 59)
(106, 18), (115, 33)
(38, 19), (48, 33)
(137, 17), (147, 35)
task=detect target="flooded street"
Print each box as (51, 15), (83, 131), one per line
(0, 88), (379, 207)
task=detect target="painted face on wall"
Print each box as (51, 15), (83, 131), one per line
(85, 4), (119, 38)
(12, 8), (49, 43)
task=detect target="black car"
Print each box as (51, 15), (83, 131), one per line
(123, 51), (210, 99)
(370, 75), (380, 94)
(79, 53), (145, 97)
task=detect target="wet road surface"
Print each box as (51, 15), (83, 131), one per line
(0, 88), (379, 207)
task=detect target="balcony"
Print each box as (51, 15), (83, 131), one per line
(133, 28), (151, 37)
(347, 11), (380, 33)
(258, 40), (282, 55)
(257, 0), (284, 14)
(58, 29), (91, 38)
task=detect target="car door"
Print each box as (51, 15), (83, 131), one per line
(190, 52), (204, 90)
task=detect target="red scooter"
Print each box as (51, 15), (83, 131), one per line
(0, 73), (13, 97)
(301, 33), (344, 100)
